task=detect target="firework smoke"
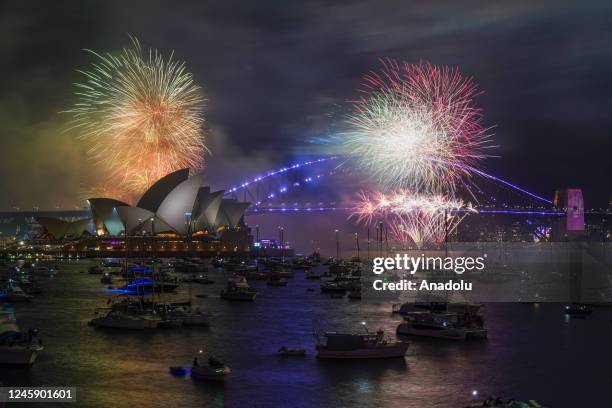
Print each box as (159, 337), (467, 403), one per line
(67, 37), (207, 197)
(344, 58), (493, 194)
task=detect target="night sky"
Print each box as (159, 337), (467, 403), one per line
(2, 0), (612, 210)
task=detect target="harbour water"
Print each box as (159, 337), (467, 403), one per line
(3, 260), (612, 407)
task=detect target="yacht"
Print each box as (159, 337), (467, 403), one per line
(120, 278), (179, 293)
(320, 281), (348, 294)
(164, 306), (211, 326)
(0, 310), (43, 365)
(89, 309), (160, 329)
(315, 329), (408, 359)
(396, 310), (487, 340)
(220, 276), (257, 301)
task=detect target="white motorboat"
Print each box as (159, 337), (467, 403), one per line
(220, 276), (257, 301)
(0, 310), (43, 365)
(396, 310), (487, 340)
(316, 329), (408, 359)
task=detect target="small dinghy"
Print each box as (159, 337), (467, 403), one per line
(191, 356), (231, 381)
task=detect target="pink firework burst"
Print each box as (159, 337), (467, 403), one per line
(344, 58), (494, 194)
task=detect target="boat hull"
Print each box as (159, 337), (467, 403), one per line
(90, 317), (158, 329)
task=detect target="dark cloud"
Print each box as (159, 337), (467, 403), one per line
(1, 0), (611, 209)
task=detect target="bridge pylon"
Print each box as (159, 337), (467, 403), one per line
(552, 188), (585, 242)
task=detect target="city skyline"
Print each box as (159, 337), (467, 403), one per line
(2, 1), (612, 211)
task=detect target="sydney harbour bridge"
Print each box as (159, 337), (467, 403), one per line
(0, 155), (609, 245)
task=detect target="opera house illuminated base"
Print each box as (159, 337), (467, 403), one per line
(32, 169), (254, 256)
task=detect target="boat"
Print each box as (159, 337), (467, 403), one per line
(315, 329), (408, 359)
(278, 346), (306, 356)
(393, 300), (483, 315)
(465, 397), (546, 407)
(320, 281), (347, 294)
(306, 270), (321, 280)
(396, 310), (487, 340)
(183, 274), (215, 284)
(119, 278), (179, 293)
(191, 356), (231, 381)
(564, 304), (592, 316)
(211, 257), (225, 268)
(0, 310), (43, 365)
(220, 276), (257, 301)
(157, 318), (183, 328)
(89, 309), (160, 329)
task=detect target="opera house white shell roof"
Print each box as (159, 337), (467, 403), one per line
(87, 169), (250, 237)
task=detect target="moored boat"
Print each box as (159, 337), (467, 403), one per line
(396, 310), (487, 340)
(564, 304), (592, 316)
(191, 356), (231, 381)
(0, 310), (43, 365)
(220, 276), (257, 301)
(316, 329), (408, 359)
(320, 281), (347, 294)
(89, 309), (160, 329)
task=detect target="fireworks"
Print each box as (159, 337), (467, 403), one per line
(67, 37), (207, 196)
(343, 58), (492, 194)
(353, 190), (475, 247)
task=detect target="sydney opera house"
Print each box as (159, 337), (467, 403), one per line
(34, 169), (253, 256)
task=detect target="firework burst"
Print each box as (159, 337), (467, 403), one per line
(343, 58), (493, 194)
(353, 190), (475, 247)
(67, 37), (207, 196)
